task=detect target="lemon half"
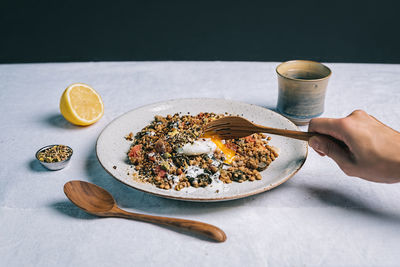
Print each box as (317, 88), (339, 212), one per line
(60, 83), (104, 126)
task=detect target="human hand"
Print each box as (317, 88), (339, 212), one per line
(308, 110), (400, 183)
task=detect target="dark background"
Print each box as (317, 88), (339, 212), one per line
(1, 0), (400, 63)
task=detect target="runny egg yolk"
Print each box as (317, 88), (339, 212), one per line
(203, 133), (236, 164)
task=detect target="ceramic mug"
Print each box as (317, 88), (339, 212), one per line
(276, 60), (332, 125)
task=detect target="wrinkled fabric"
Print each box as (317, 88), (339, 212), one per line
(0, 62), (400, 267)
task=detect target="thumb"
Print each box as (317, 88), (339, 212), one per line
(309, 136), (351, 167)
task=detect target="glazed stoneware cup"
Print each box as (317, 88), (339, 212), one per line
(276, 60), (331, 125)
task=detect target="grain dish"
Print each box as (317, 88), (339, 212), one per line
(126, 112), (279, 191)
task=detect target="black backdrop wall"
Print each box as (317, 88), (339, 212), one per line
(1, 0), (400, 63)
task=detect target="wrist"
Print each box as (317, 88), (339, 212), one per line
(372, 132), (400, 183)
(393, 156), (400, 180)
(384, 136), (400, 182)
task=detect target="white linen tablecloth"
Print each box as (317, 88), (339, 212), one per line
(1, 61), (400, 267)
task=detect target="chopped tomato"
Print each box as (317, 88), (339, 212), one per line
(158, 169), (166, 178)
(128, 144), (142, 158)
(225, 142), (238, 151)
(244, 135), (255, 143)
(154, 165), (166, 178)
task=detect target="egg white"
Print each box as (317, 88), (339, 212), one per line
(177, 138), (217, 156)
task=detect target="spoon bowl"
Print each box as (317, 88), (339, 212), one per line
(64, 181), (115, 214)
(64, 180), (227, 242)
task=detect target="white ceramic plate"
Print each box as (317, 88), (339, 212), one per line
(96, 98), (308, 202)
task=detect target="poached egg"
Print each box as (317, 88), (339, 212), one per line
(177, 134), (236, 164)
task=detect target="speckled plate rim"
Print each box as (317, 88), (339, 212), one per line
(96, 98), (308, 202)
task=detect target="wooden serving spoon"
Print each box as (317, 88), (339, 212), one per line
(205, 116), (322, 141)
(64, 180), (226, 242)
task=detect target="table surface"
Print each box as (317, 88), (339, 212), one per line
(1, 61), (400, 267)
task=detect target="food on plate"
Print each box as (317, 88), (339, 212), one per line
(37, 145), (72, 163)
(127, 113), (278, 190)
(60, 83), (104, 126)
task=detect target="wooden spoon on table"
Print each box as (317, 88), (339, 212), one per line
(205, 116), (322, 141)
(64, 180), (226, 242)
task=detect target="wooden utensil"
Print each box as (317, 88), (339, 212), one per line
(205, 116), (321, 141)
(63, 180), (226, 242)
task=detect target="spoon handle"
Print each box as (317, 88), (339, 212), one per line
(110, 207), (227, 242)
(255, 125), (321, 141)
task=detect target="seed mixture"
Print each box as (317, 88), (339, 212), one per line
(37, 145), (72, 163)
(126, 113), (279, 191)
